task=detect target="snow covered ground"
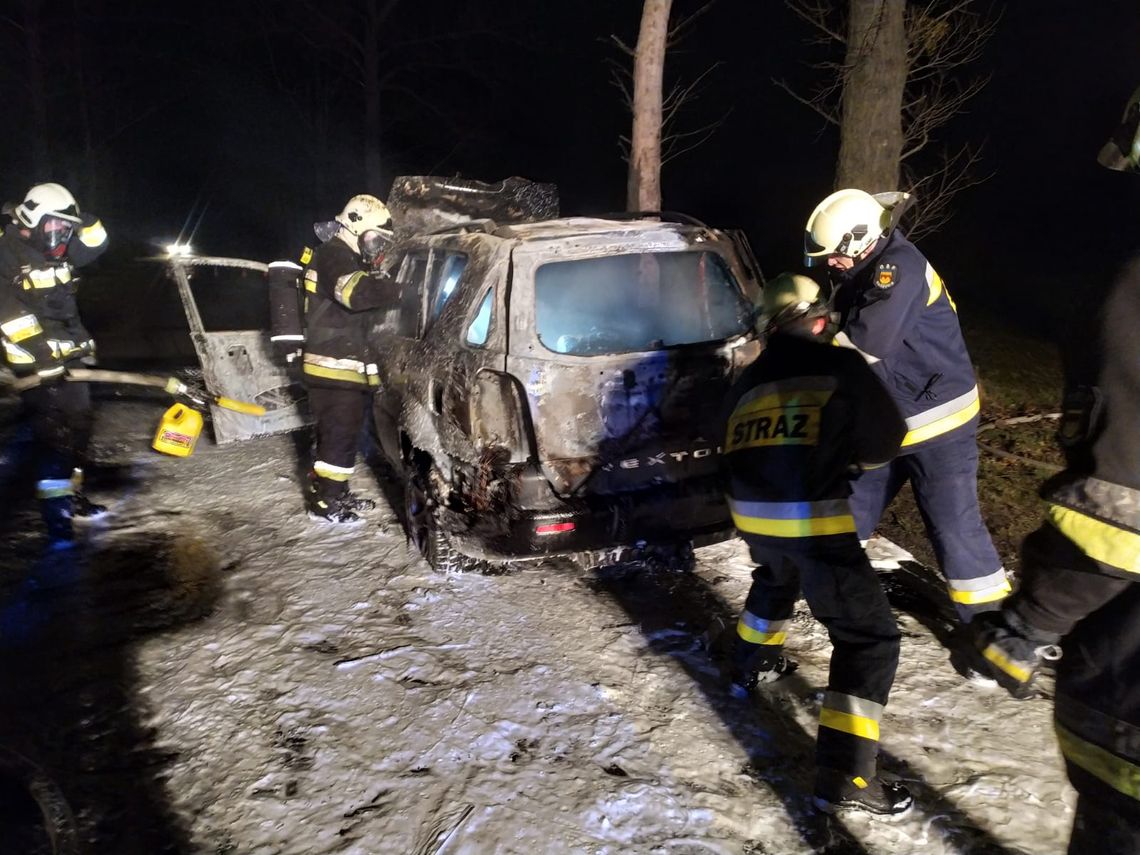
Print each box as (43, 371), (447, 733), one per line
(0, 400), (1073, 854)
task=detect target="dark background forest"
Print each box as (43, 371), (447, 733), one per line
(1, 0), (1139, 340)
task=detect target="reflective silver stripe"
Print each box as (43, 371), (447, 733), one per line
(36, 478), (74, 499)
(269, 261), (302, 271)
(270, 334), (304, 342)
(334, 271), (366, 305)
(27, 268), (59, 288)
(735, 376), (838, 408)
(947, 567), (1008, 593)
(302, 353), (366, 373)
(740, 613), (788, 634)
(37, 365), (66, 377)
(833, 331), (881, 364)
(904, 385), (979, 431)
(728, 498), (852, 520)
(822, 691), (884, 722)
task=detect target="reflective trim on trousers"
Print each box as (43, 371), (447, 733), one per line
(36, 478), (75, 499)
(736, 611), (788, 646)
(1056, 722), (1140, 803)
(819, 691), (883, 742)
(314, 461), (354, 482)
(946, 567), (1011, 605)
(1047, 503), (1140, 576)
(901, 385), (980, 447)
(729, 497), (856, 538)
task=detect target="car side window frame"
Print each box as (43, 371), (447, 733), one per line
(392, 250), (430, 340)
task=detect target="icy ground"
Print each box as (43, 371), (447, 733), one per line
(0, 400), (1072, 855)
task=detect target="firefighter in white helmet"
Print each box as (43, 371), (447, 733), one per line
(804, 187), (1010, 629)
(720, 272), (909, 814)
(0, 182), (109, 544)
(300, 194), (402, 523)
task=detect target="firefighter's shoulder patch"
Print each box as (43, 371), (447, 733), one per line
(876, 263), (897, 288)
(300, 246), (313, 265)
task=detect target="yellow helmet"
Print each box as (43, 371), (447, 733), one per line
(803, 188), (890, 266)
(761, 272), (825, 330)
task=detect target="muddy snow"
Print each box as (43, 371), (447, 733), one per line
(0, 400), (1071, 854)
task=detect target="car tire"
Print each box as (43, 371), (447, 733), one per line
(403, 467), (483, 574)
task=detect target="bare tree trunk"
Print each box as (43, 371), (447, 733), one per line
(627, 0), (672, 212)
(24, 0), (52, 180)
(363, 0), (383, 194)
(836, 0), (905, 190)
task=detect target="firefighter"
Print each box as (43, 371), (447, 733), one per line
(722, 273), (910, 815)
(804, 188), (1011, 624)
(301, 194), (402, 523)
(0, 183), (109, 544)
(964, 86), (1140, 854)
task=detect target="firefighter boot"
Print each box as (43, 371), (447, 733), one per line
(963, 610), (1061, 700)
(813, 768), (913, 816)
(305, 477), (361, 524)
(726, 636), (799, 698)
(40, 497), (74, 547)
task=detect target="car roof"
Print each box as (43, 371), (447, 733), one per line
(492, 216), (713, 242)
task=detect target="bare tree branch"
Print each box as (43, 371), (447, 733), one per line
(772, 77), (840, 125)
(667, 0), (718, 47)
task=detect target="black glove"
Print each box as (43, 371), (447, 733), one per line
(966, 610), (1061, 700)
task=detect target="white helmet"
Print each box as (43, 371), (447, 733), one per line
(803, 188), (889, 266)
(335, 194), (392, 236)
(14, 182), (82, 228)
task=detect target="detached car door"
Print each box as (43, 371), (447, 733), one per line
(168, 256), (309, 443)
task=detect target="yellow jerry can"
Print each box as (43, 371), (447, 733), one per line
(152, 404), (204, 457)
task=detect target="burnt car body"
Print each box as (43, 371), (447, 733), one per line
(371, 208), (763, 571)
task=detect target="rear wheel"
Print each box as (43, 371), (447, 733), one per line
(403, 467), (484, 574)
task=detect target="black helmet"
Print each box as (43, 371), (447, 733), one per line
(1098, 86), (1140, 173)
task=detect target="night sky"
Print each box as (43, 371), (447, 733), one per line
(1, 1), (1138, 334)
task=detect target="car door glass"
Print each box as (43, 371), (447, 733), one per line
(429, 253), (468, 322)
(466, 288), (493, 346)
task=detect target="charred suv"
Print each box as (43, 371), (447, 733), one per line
(372, 178), (763, 571)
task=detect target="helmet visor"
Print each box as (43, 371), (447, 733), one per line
(39, 217), (74, 257)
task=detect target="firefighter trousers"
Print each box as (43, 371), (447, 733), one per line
(306, 385), (372, 503)
(849, 430), (1008, 621)
(735, 534), (900, 780)
(21, 381), (94, 538)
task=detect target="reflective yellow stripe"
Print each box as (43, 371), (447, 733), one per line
(300, 247), (313, 265)
(901, 396), (980, 447)
(926, 267), (943, 306)
(25, 268), (59, 289)
(1047, 504), (1140, 574)
(731, 511), (856, 538)
(303, 363), (369, 384)
(78, 220), (107, 247)
(3, 340), (35, 364)
(1056, 722), (1140, 802)
(819, 708), (880, 741)
(314, 461), (354, 481)
(949, 582), (1011, 604)
(736, 613), (788, 646)
(304, 270), (318, 293)
(982, 643), (1032, 683)
(0, 313), (42, 342)
(947, 569), (1012, 604)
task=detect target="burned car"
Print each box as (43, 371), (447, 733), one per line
(371, 178), (764, 572)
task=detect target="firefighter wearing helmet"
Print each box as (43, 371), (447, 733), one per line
(804, 187), (1011, 628)
(719, 272), (909, 815)
(0, 182), (109, 544)
(300, 193), (402, 523)
(963, 85), (1140, 853)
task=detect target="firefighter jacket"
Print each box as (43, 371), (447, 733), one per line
(1012, 256), (1140, 818)
(831, 229), (979, 451)
(301, 235), (400, 389)
(0, 214), (108, 376)
(721, 332), (906, 543)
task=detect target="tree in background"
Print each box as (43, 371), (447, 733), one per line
(612, 1), (725, 212)
(778, 0), (998, 238)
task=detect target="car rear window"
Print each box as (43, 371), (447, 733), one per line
(534, 251), (751, 355)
